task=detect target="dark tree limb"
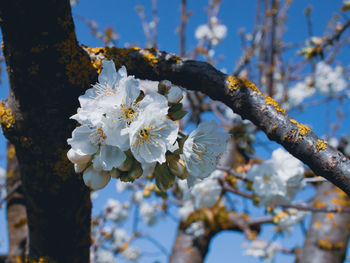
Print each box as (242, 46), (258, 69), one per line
(296, 182), (350, 263)
(83, 46), (350, 197)
(0, 0), (97, 262)
(169, 210), (272, 263)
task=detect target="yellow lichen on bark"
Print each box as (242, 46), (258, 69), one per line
(226, 76), (262, 94)
(15, 256), (53, 263)
(6, 169), (14, 179)
(55, 32), (94, 87)
(290, 118), (310, 136)
(140, 49), (159, 65)
(265, 96), (286, 114)
(8, 144), (16, 159)
(316, 139), (327, 150)
(315, 221), (322, 228)
(0, 99), (15, 128)
(318, 238), (344, 250)
(53, 150), (74, 178)
(329, 187), (350, 209)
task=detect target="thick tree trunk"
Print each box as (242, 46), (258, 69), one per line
(6, 143), (28, 263)
(169, 228), (210, 263)
(0, 0), (97, 262)
(297, 183), (350, 263)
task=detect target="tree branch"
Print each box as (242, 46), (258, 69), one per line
(83, 46), (350, 197)
(297, 183), (350, 263)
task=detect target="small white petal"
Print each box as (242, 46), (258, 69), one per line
(92, 145), (126, 171)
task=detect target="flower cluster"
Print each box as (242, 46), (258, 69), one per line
(315, 62), (347, 96)
(243, 239), (281, 263)
(195, 16), (227, 46)
(178, 170), (224, 220)
(67, 60), (229, 191)
(247, 148), (305, 206)
(274, 209), (308, 233)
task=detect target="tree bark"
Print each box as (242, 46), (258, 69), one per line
(6, 143), (28, 263)
(297, 182), (350, 263)
(0, 0), (97, 262)
(169, 228), (211, 263)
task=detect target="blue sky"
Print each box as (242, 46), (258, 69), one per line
(0, 0), (349, 262)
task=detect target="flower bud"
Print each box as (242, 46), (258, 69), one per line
(154, 163), (175, 191)
(158, 80), (171, 95)
(67, 148), (91, 164)
(167, 86), (183, 103)
(166, 154), (189, 179)
(118, 153), (134, 172)
(74, 163), (87, 173)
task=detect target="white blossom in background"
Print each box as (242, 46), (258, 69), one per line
(179, 200), (195, 220)
(116, 181), (132, 193)
(132, 191), (144, 204)
(70, 0), (79, 6)
(247, 148), (305, 206)
(185, 221), (205, 237)
(122, 246), (141, 261)
(190, 170), (223, 209)
(275, 209), (308, 232)
(195, 16), (227, 46)
(243, 239), (281, 263)
(315, 62), (347, 96)
(105, 199), (129, 222)
(95, 249), (115, 263)
(112, 228), (129, 250)
(328, 137), (339, 148)
(0, 167), (6, 199)
(183, 121), (229, 184)
(139, 201), (158, 225)
(90, 191), (99, 199)
(285, 78), (315, 109)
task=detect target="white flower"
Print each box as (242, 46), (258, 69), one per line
(195, 25), (211, 41)
(183, 121), (229, 180)
(286, 80), (315, 108)
(276, 209), (308, 232)
(105, 199), (129, 222)
(71, 61), (126, 125)
(244, 239), (280, 262)
(328, 137), (339, 148)
(139, 201), (157, 225)
(122, 247), (141, 261)
(96, 249), (115, 263)
(195, 17), (227, 46)
(247, 148), (305, 206)
(129, 111), (178, 164)
(116, 181), (132, 193)
(90, 191), (99, 199)
(67, 124), (126, 171)
(139, 79), (159, 94)
(179, 200), (195, 220)
(191, 170), (223, 209)
(185, 221), (205, 237)
(112, 228), (129, 250)
(315, 62), (347, 95)
(0, 167), (6, 199)
(132, 191), (144, 204)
